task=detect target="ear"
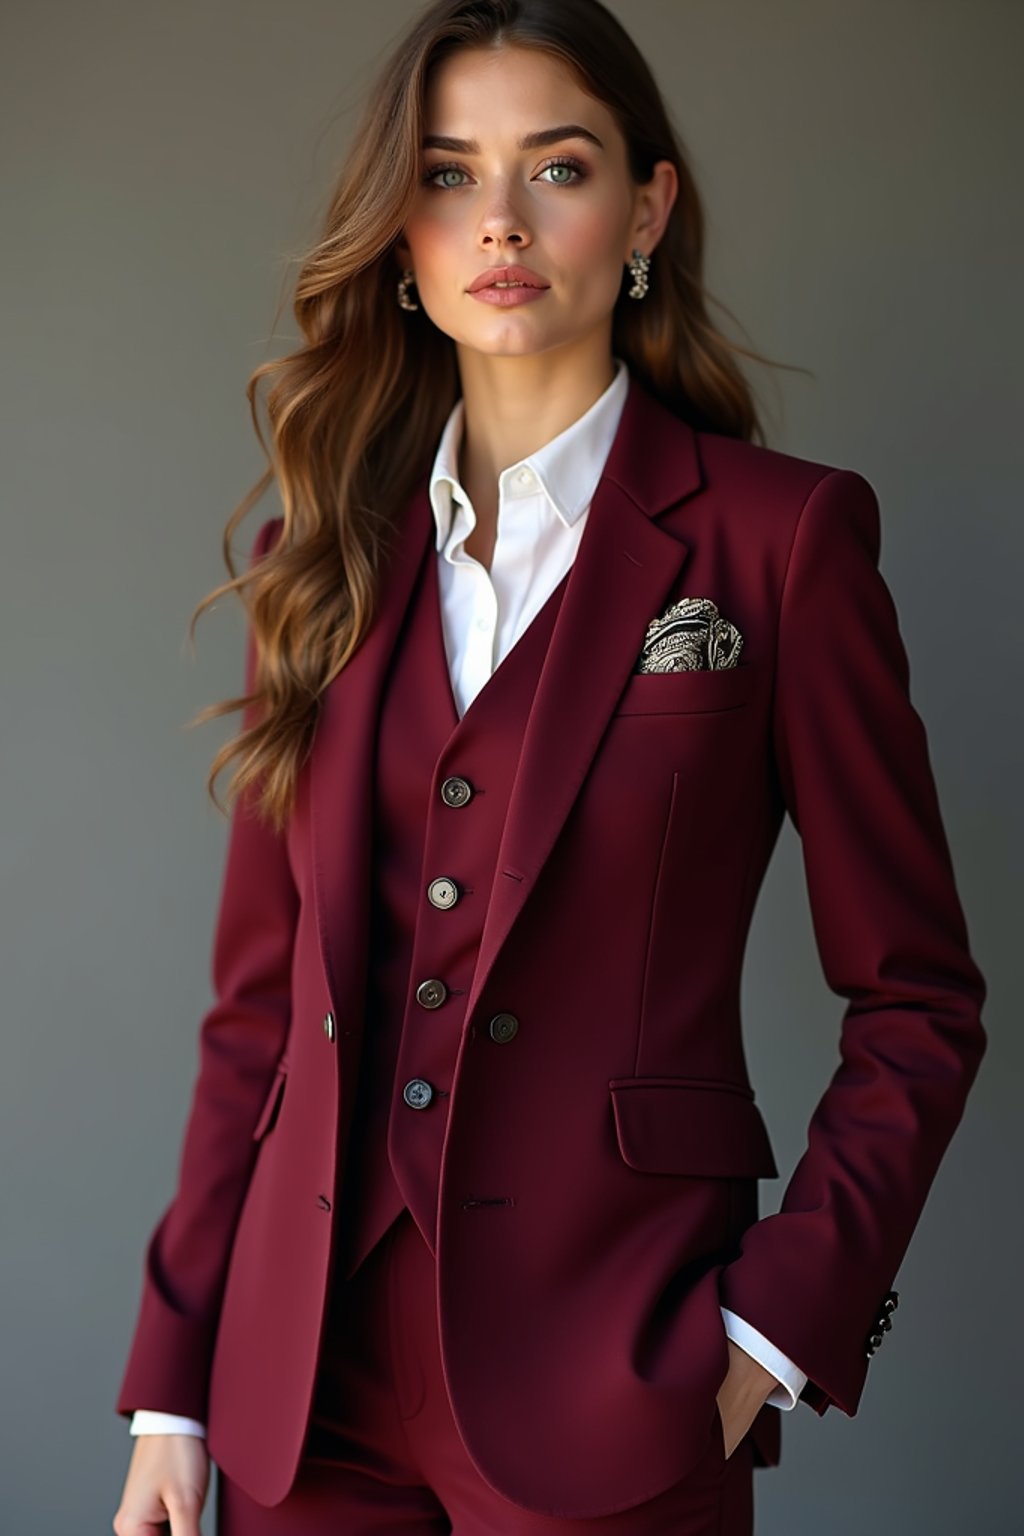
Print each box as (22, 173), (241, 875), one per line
(626, 159), (679, 262)
(394, 236), (412, 271)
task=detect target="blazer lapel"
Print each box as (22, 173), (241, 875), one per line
(309, 480), (435, 1023)
(309, 374), (704, 1035)
(462, 376), (704, 1025)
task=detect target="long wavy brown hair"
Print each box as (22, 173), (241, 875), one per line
(188, 0), (800, 836)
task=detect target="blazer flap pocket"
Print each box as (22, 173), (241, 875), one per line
(609, 1076), (778, 1178)
(252, 1056), (289, 1142)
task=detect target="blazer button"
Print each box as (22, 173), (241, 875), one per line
(488, 1012), (519, 1043)
(403, 1078), (434, 1109)
(427, 876), (459, 909)
(440, 775), (473, 807)
(323, 1011), (336, 1041)
(415, 978), (448, 1009)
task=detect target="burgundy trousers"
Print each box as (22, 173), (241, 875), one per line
(216, 1207), (755, 1534)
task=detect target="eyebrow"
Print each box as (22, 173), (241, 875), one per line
(421, 123), (605, 154)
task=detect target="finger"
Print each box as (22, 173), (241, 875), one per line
(111, 1502), (170, 1535)
(164, 1492), (203, 1536)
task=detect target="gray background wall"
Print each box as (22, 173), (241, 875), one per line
(1, 2), (1019, 1530)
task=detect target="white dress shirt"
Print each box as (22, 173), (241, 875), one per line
(130, 356), (807, 1438)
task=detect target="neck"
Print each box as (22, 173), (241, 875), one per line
(454, 334), (617, 499)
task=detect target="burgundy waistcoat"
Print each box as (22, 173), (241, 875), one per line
(335, 520), (570, 1280)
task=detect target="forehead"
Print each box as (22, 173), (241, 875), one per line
(423, 44), (610, 141)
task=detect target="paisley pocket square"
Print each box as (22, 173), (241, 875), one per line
(635, 596), (743, 673)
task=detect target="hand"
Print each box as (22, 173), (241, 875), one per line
(112, 1432), (210, 1536)
(714, 1338), (779, 1460)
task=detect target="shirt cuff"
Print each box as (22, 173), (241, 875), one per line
(720, 1307), (808, 1411)
(129, 1410), (208, 1437)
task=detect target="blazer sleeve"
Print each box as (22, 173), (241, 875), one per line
(717, 468), (988, 1418)
(114, 514), (297, 1424)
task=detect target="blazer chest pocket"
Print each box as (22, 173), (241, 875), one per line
(614, 661), (760, 717)
(608, 1076), (778, 1178)
(252, 1055), (290, 1142)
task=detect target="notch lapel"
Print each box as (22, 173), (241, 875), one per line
(463, 378), (704, 1026)
(309, 481), (435, 1026)
(308, 374), (704, 1037)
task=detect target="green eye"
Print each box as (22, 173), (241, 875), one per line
(535, 156), (587, 185)
(423, 155), (587, 189)
(425, 165), (469, 188)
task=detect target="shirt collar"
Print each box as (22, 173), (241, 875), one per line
(428, 356), (630, 552)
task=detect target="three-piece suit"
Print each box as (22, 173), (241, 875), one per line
(115, 368), (987, 1524)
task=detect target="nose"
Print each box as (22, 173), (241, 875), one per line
(477, 188), (531, 252)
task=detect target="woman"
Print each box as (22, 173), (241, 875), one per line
(111, 2), (987, 1533)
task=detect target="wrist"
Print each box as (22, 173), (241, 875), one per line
(723, 1339), (780, 1403)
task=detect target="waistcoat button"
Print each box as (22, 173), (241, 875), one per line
(403, 1077), (434, 1109)
(440, 775), (472, 807)
(415, 978), (448, 1009)
(488, 1012), (519, 1043)
(323, 1011), (336, 1041)
(427, 876), (459, 909)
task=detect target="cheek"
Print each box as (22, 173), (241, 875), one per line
(402, 203), (461, 266)
(548, 199), (628, 271)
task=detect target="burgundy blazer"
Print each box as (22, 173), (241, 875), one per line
(115, 374), (987, 1516)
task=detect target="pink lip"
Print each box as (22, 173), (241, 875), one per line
(470, 284), (549, 307)
(468, 263), (549, 293)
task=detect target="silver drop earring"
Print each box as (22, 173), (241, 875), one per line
(397, 268), (419, 311)
(627, 248), (651, 300)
